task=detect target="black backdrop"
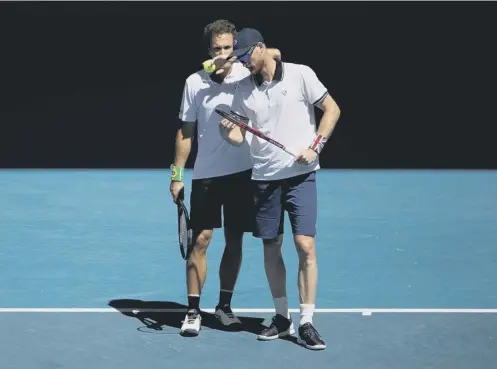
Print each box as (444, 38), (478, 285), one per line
(1, 1), (495, 169)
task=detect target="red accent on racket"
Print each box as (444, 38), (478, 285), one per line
(215, 108), (297, 157)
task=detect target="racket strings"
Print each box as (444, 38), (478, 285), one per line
(178, 210), (189, 246)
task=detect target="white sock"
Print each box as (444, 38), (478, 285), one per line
(300, 304), (314, 325)
(273, 297), (290, 319)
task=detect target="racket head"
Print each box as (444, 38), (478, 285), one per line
(177, 188), (194, 260)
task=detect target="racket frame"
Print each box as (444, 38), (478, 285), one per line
(176, 188), (193, 260)
(215, 108), (297, 157)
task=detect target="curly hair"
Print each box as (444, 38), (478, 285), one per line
(203, 19), (237, 49)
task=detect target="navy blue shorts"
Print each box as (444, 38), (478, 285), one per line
(253, 171), (317, 239)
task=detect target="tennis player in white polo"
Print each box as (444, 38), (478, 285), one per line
(220, 28), (341, 350)
(170, 20), (281, 337)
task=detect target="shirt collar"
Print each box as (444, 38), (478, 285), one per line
(253, 59), (283, 87)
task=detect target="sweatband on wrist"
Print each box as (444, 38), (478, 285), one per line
(171, 165), (184, 182)
(309, 135), (327, 154)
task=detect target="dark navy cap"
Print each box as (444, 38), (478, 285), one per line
(231, 28), (264, 63)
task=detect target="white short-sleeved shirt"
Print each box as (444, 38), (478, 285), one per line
(179, 63), (253, 180)
(230, 61), (329, 181)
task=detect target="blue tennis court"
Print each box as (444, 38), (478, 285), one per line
(1, 169), (496, 368)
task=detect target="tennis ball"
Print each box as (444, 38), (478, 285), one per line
(202, 60), (216, 74)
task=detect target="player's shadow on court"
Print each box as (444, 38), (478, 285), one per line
(108, 299), (269, 336)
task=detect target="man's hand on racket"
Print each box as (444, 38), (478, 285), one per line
(219, 118), (245, 146)
(170, 180), (184, 204)
(219, 118), (238, 131)
(296, 148), (318, 165)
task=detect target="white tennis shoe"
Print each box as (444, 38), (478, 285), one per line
(180, 310), (201, 337)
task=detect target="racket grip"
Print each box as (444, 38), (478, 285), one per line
(178, 187), (185, 201)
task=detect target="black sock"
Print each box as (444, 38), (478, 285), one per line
(218, 290), (233, 307)
(188, 295), (200, 313)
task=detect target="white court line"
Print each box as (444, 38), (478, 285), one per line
(1, 308), (497, 315)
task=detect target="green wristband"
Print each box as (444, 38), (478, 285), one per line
(171, 165), (184, 182)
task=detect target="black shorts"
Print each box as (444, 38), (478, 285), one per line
(190, 169), (254, 232)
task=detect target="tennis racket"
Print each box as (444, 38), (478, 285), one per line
(215, 108), (297, 157)
(176, 188), (193, 260)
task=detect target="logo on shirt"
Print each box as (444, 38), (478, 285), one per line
(282, 89), (287, 96)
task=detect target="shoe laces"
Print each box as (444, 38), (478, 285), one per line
(186, 311), (199, 323)
(221, 305), (235, 318)
(303, 323), (321, 340)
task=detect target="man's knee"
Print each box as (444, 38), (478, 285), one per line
(193, 230), (213, 254)
(224, 227), (244, 250)
(263, 235), (284, 262)
(263, 234), (283, 248)
(294, 235), (316, 262)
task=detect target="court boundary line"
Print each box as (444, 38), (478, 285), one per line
(1, 308), (497, 316)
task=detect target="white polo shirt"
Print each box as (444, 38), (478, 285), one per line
(179, 62), (253, 180)
(230, 61), (329, 181)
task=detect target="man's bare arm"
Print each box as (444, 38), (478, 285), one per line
(212, 47), (281, 76)
(315, 94), (341, 140)
(170, 121), (196, 202)
(173, 121), (196, 167)
(295, 94), (340, 164)
(267, 48), (282, 60)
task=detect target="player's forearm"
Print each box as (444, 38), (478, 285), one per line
(309, 97), (340, 154)
(267, 48), (281, 60)
(317, 98), (341, 139)
(173, 125), (194, 167)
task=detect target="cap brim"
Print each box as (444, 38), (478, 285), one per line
(230, 46), (252, 59)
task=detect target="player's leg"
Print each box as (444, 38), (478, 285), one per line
(218, 227), (243, 305)
(285, 171), (325, 350)
(212, 170), (254, 329)
(180, 177), (222, 337)
(253, 179), (295, 341)
(211, 226), (244, 330)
